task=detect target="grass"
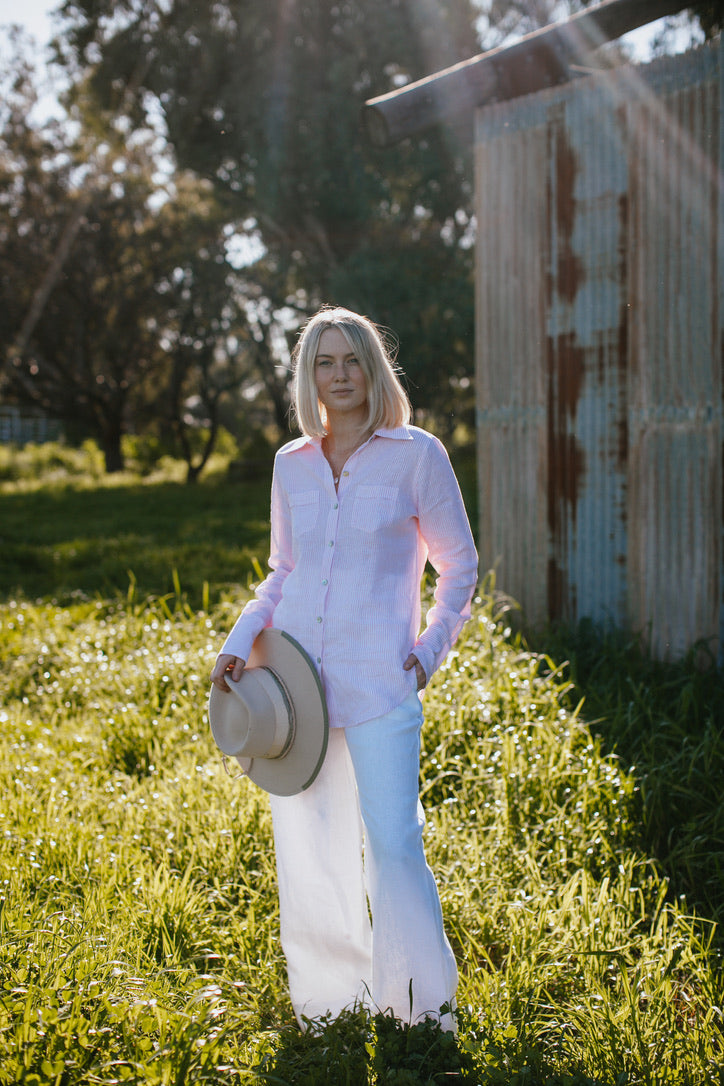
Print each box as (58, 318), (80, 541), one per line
(0, 445), (722, 1083)
(0, 444), (273, 605)
(534, 619), (724, 936)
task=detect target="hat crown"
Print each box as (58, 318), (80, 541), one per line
(208, 628), (328, 796)
(211, 666), (294, 759)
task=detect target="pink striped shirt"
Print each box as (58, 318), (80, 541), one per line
(221, 425), (478, 728)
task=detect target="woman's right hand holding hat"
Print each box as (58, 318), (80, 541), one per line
(210, 654), (246, 693)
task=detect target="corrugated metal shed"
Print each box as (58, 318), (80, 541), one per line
(475, 41), (723, 660)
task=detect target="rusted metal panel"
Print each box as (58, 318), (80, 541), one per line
(627, 56), (721, 658)
(475, 42), (723, 659)
(475, 122), (549, 624)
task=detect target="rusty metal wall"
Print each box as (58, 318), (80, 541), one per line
(474, 41), (722, 659)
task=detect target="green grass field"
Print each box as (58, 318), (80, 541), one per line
(0, 445), (722, 1084)
(0, 442), (273, 606)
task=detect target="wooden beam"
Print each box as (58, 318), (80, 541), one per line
(362, 0), (689, 147)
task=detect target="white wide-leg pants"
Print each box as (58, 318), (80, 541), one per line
(268, 692), (458, 1030)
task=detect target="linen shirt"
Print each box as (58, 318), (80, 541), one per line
(221, 425), (478, 728)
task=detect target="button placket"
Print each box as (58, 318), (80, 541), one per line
(315, 493), (341, 667)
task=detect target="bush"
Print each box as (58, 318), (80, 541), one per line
(0, 439), (106, 486)
(121, 432), (171, 475)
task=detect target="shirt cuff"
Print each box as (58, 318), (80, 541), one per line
(220, 613), (266, 664)
(412, 642), (436, 684)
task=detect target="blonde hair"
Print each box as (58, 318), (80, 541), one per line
(291, 307), (412, 437)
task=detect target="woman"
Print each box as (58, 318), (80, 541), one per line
(211, 306), (478, 1030)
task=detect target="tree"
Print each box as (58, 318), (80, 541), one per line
(0, 34), (74, 388)
(3, 154), (156, 468)
(0, 39), (264, 474)
(53, 0), (483, 431)
(687, 2), (724, 34)
(138, 174), (266, 483)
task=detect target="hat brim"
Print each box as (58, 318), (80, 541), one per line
(208, 628), (329, 797)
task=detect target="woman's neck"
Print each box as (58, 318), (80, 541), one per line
(323, 416), (371, 454)
(322, 421), (372, 487)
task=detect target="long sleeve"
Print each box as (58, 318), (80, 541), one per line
(220, 460), (294, 663)
(411, 438), (478, 683)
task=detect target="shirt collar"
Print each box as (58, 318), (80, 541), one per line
(277, 435), (313, 455)
(278, 425), (413, 455)
(373, 426), (414, 441)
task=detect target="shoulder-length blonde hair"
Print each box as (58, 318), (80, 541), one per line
(291, 307), (412, 437)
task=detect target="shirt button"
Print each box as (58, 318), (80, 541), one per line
(317, 657), (321, 663)
(322, 579), (328, 586)
(329, 540), (334, 547)
(333, 503), (339, 509)
(316, 616), (323, 623)
(342, 471), (349, 477)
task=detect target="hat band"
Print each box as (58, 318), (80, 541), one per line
(258, 666), (296, 759)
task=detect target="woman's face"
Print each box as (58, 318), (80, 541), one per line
(314, 327), (368, 424)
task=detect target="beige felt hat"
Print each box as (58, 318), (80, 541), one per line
(208, 628), (328, 796)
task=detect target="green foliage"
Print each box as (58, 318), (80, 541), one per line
(253, 1006), (482, 1084)
(0, 565), (722, 1081)
(55, 0), (481, 420)
(534, 618), (724, 932)
(121, 427), (240, 477)
(120, 432), (174, 477)
(0, 445), (272, 605)
(0, 475), (722, 1081)
(0, 440), (106, 486)
(0, 40), (264, 474)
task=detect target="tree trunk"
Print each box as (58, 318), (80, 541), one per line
(186, 462), (202, 485)
(102, 421), (125, 473)
(178, 402), (220, 485)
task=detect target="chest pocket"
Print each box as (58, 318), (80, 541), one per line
(350, 485), (399, 533)
(289, 490), (319, 535)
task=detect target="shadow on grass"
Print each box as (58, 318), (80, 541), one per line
(250, 1006), (604, 1085)
(252, 1008), (475, 1085)
(0, 473), (272, 605)
(532, 618), (724, 935)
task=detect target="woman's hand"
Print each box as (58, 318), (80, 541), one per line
(210, 654), (246, 693)
(403, 653), (426, 691)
